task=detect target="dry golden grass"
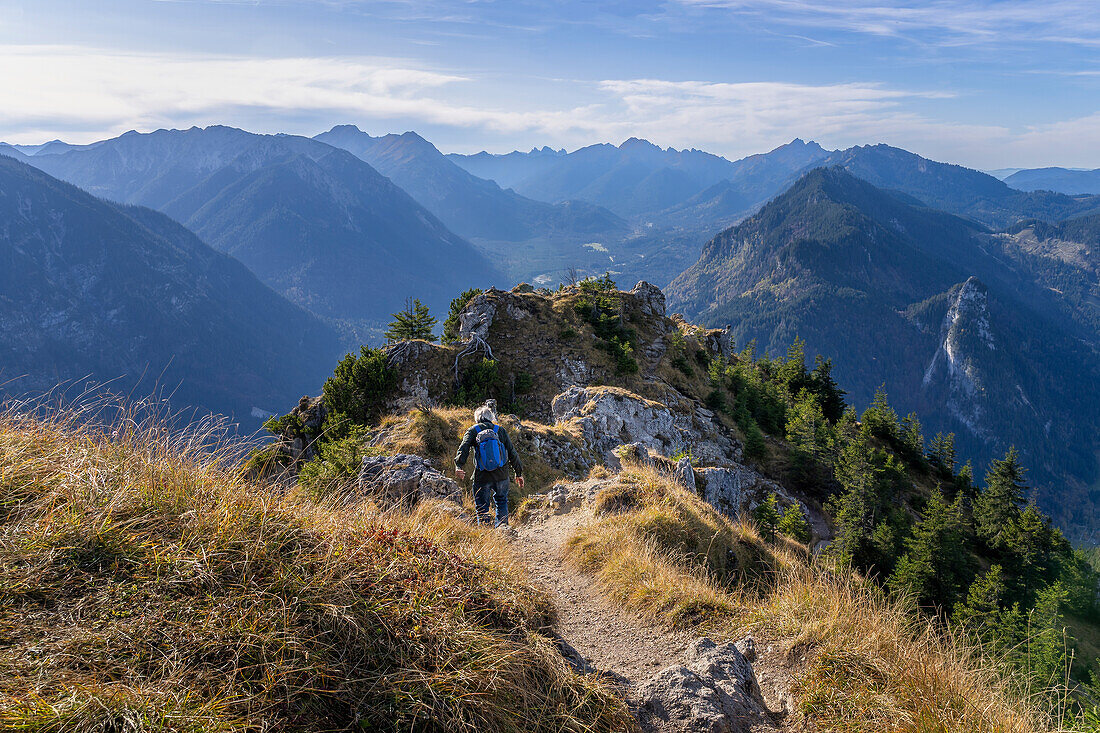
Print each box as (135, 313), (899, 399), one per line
(566, 464), (1068, 733)
(564, 464), (788, 627)
(0, 402), (636, 733)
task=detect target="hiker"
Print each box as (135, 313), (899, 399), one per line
(455, 403), (524, 528)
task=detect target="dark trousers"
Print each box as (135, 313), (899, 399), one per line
(473, 478), (509, 527)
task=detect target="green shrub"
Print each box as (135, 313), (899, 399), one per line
(323, 347), (396, 425)
(454, 357), (499, 406)
(778, 502), (811, 543)
(513, 371), (534, 394)
(574, 274), (639, 375)
(753, 493), (781, 542)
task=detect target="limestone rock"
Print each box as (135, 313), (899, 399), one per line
(674, 457), (696, 491)
(358, 453), (462, 507)
(458, 290), (499, 341)
(637, 637), (776, 733)
(704, 326), (733, 361)
(698, 465), (828, 543)
(551, 386), (740, 466)
(631, 281), (667, 318)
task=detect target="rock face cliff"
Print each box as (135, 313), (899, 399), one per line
(921, 277), (996, 439)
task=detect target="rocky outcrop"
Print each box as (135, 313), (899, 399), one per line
(261, 395), (328, 471)
(510, 422), (593, 477)
(458, 289), (500, 341)
(697, 465), (829, 544)
(551, 386), (741, 466)
(704, 326), (733, 361)
(636, 637), (777, 733)
(631, 281), (667, 319)
(921, 276), (995, 439)
(358, 453), (462, 507)
(382, 340), (446, 411)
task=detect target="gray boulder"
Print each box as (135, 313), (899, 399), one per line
(358, 453), (462, 507)
(636, 637), (776, 733)
(698, 466), (828, 543)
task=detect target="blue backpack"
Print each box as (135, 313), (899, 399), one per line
(473, 424), (507, 471)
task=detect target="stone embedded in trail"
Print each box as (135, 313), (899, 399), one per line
(636, 637), (777, 733)
(357, 453), (462, 507)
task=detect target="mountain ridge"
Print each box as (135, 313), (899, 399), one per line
(0, 154), (341, 423)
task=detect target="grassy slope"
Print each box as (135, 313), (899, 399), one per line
(0, 407), (635, 732)
(563, 464), (1060, 733)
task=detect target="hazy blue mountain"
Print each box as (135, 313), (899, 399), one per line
(9, 126), (497, 330)
(0, 155), (341, 423)
(450, 137), (747, 218)
(820, 144), (1100, 229)
(1004, 167), (1100, 195)
(667, 167), (1100, 536)
(314, 125), (626, 243)
(986, 168), (1025, 180)
(656, 138), (831, 229)
(446, 145), (566, 190)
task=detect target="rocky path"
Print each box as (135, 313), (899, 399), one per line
(514, 508), (698, 687)
(513, 501), (804, 732)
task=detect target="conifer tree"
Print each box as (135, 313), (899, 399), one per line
(785, 389), (829, 464)
(827, 432), (884, 568)
(753, 493), (781, 542)
(776, 337), (811, 397)
(778, 502), (811, 543)
(384, 297), (438, 342)
(900, 413), (924, 461)
(809, 355), (846, 421)
(861, 385), (899, 442)
(888, 488), (970, 608)
(975, 447), (1027, 547)
(928, 432), (957, 475)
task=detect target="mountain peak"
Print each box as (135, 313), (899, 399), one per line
(619, 137), (660, 151)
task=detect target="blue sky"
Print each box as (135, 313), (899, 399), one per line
(2, 0), (1099, 168)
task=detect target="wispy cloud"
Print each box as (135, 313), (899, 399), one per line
(674, 0), (1100, 47)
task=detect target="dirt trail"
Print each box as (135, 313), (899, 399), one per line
(513, 504), (803, 728)
(514, 508), (697, 687)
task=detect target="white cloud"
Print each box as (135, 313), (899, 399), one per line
(0, 44), (1094, 168)
(0, 45), (470, 141)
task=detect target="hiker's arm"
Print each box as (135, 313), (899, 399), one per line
(502, 429), (524, 478)
(454, 427), (475, 470)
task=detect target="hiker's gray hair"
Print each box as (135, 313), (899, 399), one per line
(474, 405), (496, 423)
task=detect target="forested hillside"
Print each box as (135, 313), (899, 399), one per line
(668, 167), (1100, 539)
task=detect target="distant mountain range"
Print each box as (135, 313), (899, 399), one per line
(0, 155), (340, 423)
(449, 137), (829, 224)
(315, 125), (626, 244)
(1003, 167), (1100, 196)
(2, 127), (494, 333)
(667, 166), (1100, 537)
